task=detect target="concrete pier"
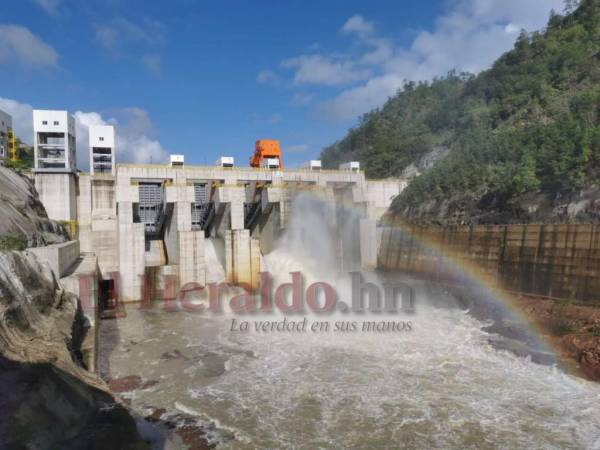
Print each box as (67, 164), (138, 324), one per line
(117, 202), (146, 301)
(178, 230), (206, 287)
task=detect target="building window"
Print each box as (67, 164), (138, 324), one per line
(99, 137), (104, 141)
(53, 121), (59, 125)
(42, 121), (48, 125)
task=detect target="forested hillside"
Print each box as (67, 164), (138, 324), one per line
(321, 0), (600, 224)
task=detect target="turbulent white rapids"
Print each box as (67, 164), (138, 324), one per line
(101, 194), (600, 449)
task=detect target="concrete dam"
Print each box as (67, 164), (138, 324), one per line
(37, 161), (400, 303)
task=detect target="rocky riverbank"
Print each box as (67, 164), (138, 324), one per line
(0, 249), (149, 448)
(445, 283), (600, 381)
(516, 294), (600, 381)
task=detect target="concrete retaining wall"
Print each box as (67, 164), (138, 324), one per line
(60, 253), (99, 372)
(34, 172), (78, 222)
(28, 240), (80, 278)
(365, 179), (407, 220)
(378, 223), (600, 305)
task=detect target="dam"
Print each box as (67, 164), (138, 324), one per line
(27, 110), (401, 304)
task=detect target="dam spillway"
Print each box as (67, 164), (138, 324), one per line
(97, 191), (600, 449)
(36, 162), (402, 302)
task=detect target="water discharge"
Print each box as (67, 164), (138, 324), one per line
(101, 193), (600, 449)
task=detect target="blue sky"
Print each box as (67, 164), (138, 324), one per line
(0, 0), (563, 169)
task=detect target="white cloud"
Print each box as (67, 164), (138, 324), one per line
(282, 54), (370, 86)
(0, 25), (58, 68)
(94, 17), (165, 73)
(262, 0), (565, 121)
(341, 15), (375, 36)
(467, 0), (564, 30)
(0, 97), (35, 143)
(291, 92), (314, 107)
(320, 0), (564, 120)
(257, 69), (281, 84)
(75, 108), (169, 168)
(95, 18), (165, 51)
(0, 97), (168, 170)
(251, 112), (283, 125)
(142, 53), (161, 74)
(33, 0), (62, 15)
(359, 37), (393, 66)
(318, 73), (404, 120)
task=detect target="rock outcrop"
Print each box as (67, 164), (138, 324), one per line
(0, 167), (68, 247)
(388, 185), (600, 226)
(0, 250), (149, 449)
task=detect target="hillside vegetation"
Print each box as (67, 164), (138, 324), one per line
(321, 0), (600, 224)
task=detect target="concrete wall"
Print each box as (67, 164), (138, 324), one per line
(163, 203), (179, 264)
(255, 203), (280, 254)
(117, 202), (145, 301)
(214, 186), (245, 231)
(145, 240), (166, 267)
(27, 240), (80, 278)
(35, 173), (78, 222)
(224, 229), (260, 289)
(77, 174), (92, 252)
(366, 179), (407, 220)
(77, 174), (118, 276)
(91, 219), (118, 275)
(91, 179), (115, 214)
(360, 219), (378, 269)
(116, 163), (368, 188)
(60, 253), (99, 372)
(378, 223), (600, 305)
(178, 231), (206, 287)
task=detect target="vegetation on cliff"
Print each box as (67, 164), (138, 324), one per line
(321, 0), (600, 223)
(4, 139), (34, 171)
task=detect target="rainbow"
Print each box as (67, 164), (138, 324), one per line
(311, 190), (576, 375)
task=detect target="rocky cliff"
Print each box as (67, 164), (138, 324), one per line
(0, 162), (149, 449)
(0, 250), (149, 449)
(0, 166), (68, 247)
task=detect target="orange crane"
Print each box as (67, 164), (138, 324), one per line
(249, 139), (283, 169)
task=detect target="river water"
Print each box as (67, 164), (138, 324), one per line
(100, 195), (600, 449)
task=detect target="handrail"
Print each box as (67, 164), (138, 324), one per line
(115, 162), (364, 175)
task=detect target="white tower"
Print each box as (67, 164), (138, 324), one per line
(89, 125), (115, 176)
(33, 110), (76, 172)
(32, 110), (78, 223)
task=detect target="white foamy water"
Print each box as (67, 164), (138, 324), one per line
(101, 194), (600, 449)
